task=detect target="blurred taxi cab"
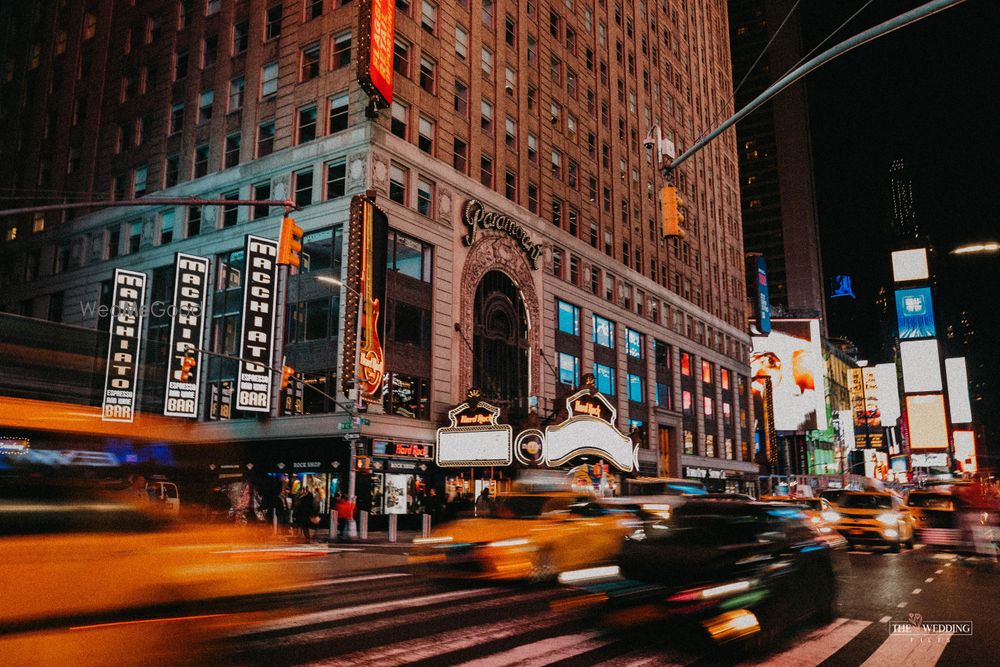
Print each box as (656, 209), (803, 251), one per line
(831, 491), (914, 552)
(906, 488), (961, 547)
(0, 490), (317, 665)
(409, 493), (641, 581)
(760, 495), (840, 534)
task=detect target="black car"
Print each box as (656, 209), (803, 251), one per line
(566, 500), (846, 651)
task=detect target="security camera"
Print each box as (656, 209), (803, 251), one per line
(643, 137), (655, 149)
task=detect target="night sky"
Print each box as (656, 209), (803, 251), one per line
(796, 0), (1000, 458)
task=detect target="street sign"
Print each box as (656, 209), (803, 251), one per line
(344, 433), (361, 440)
(352, 416), (371, 426)
(339, 421), (353, 429)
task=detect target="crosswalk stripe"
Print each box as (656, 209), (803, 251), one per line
(454, 631), (611, 667)
(235, 587), (492, 635)
(860, 632), (952, 666)
(739, 618), (871, 667)
(304, 609), (580, 666)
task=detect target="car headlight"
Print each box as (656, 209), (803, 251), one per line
(821, 510), (841, 523)
(484, 538), (530, 548)
(876, 512), (900, 526)
(412, 536), (454, 545)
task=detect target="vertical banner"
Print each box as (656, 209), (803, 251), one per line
(102, 269), (147, 422)
(236, 235), (279, 412)
(357, 0), (396, 108)
(163, 253), (209, 417)
(359, 200), (388, 403)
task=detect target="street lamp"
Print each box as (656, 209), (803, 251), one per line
(950, 242), (1000, 256)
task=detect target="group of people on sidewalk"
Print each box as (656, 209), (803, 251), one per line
(287, 488), (356, 543)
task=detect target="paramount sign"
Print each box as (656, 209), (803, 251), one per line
(462, 200), (542, 269)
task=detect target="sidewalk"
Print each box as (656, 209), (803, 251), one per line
(271, 528), (423, 547)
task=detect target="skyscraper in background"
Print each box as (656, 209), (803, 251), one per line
(728, 0), (826, 331)
(888, 157), (922, 245)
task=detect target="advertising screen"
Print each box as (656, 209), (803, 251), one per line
(895, 287), (936, 339)
(945, 357), (973, 424)
(874, 363), (901, 423)
(864, 450), (889, 480)
(751, 319), (827, 432)
(952, 430), (977, 473)
(900, 339), (943, 393)
(891, 248), (929, 283)
(905, 394), (949, 449)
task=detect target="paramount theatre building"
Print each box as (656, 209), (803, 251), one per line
(0, 0), (760, 516)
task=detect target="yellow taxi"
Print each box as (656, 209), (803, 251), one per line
(409, 493), (639, 581)
(832, 491), (915, 552)
(760, 495), (841, 534)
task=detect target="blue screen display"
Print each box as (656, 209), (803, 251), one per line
(895, 287), (936, 339)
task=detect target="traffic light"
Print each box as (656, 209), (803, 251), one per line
(280, 365), (295, 391)
(660, 186), (686, 238)
(278, 216), (304, 267)
(179, 355), (196, 382)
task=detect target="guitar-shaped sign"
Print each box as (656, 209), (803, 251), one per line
(358, 199), (385, 403)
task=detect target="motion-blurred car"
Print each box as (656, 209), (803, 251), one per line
(906, 488), (960, 547)
(907, 485), (1000, 553)
(0, 491), (317, 664)
(760, 495), (840, 534)
(818, 489), (846, 505)
(409, 493), (641, 581)
(561, 500), (845, 651)
(832, 491), (914, 552)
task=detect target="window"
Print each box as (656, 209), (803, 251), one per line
(504, 66), (516, 96)
(680, 351), (691, 376)
(504, 117), (516, 149)
(300, 225), (343, 273)
(393, 39), (410, 77)
(702, 360), (713, 384)
(326, 158), (347, 199)
(295, 169), (314, 207)
(480, 155), (493, 188)
(416, 177), (434, 216)
(481, 99), (493, 132)
(453, 138), (468, 173)
(257, 120), (275, 156)
(527, 183), (538, 213)
(198, 90), (213, 123)
(305, 0), (323, 21)
(233, 20), (249, 54)
(396, 0), (411, 14)
(455, 25), (469, 59)
(482, 0), (494, 28)
(551, 149), (562, 179)
(387, 230), (433, 281)
(206, 0), (221, 15)
(704, 396), (714, 418)
(421, 1), (437, 33)
(593, 314), (614, 348)
(83, 12), (97, 40)
(721, 368), (731, 390)
(383, 373), (430, 420)
(128, 221), (142, 254)
(222, 192), (239, 227)
(505, 15), (516, 46)
(193, 143), (209, 177)
(557, 300), (579, 335)
(228, 77), (245, 112)
(504, 170), (517, 201)
(551, 198), (561, 226)
(298, 105), (318, 143)
(202, 35), (218, 67)
(391, 100), (408, 138)
(628, 374), (644, 403)
(266, 5), (283, 40)
(389, 164), (407, 204)
(655, 382), (670, 409)
(419, 56), (436, 93)
(594, 363), (615, 395)
(300, 42), (321, 81)
(261, 61), (279, 97)
(527, 133), (537, 162)
(224, 133), (241, 168)
(454, 80), (469, 116)
(165, 154), (180, 187)
(418, 116), (434, 153)
(328, 92), (349, 132)
(187, 206), (202, 236)
(333, 32), (352, 69)
(626, 328), (642, 358)
(252, 181), (271, 219)
(481, 47), (493, 78)
(160, 210), (175, 244)
(558, 352), (580, 387)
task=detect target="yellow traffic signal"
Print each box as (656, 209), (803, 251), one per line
(280, 365), (295, 391)
(179, 355), (197, 382)
(661, 186), (686, 238)
(278, 217), (304, 267)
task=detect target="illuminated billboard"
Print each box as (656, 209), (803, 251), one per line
(891, 248), (929, 283)
(953, 430), (977, 473)
(848, 368), (883, 449)
(895, 287), (936, 339)
(900, 339), (942, 393)
(864, 450), (889, 480)
(751, 319), (827, 432)
(357, 0), (396, 108)
(874, 363), (901, 423)
(945, 357), (973, 424)
(905, 394), (949, 449)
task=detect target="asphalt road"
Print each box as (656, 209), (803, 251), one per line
(34, 542), (1000, 666)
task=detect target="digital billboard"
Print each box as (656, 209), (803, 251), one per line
(905, 394), (949, 450)
(747, 255), (771, 335)
(953, 430), (977, 473)
(751, 319), (827, 432)
(945, 357), (973, 424)
(895, 287), (936, 339)
(900, 339), (943, 393)
(874, 363), (901, 424)
(848, 368), (883, 448)
(864, 450), (889, 480)
(891, 248), (929, 283)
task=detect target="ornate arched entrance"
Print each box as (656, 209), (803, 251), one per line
(473, 271), (529, 409)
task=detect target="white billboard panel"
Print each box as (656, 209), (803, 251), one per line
(891, 248), (929, 283)
(945, 357), (973, 424)
(900, 340), (942, 393)
(953, 430), (977, 473)
(905, 394), (949, 449)
(874, 363), (901, 423)
(751, 319), (827, 432)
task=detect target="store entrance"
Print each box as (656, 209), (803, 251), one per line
(473, 270), (529, 416)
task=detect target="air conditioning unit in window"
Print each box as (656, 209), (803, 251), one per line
(550, 114), (559, 125)
(505, 83), (514, 95)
